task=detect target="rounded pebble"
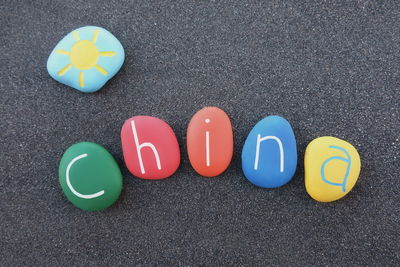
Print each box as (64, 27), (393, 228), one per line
(121, 116), (180, 179)
(58, 142), (123, 211)
(47, 26), (125, 93)
(305, 136), (361, 202)
(187, 107), (233, 177)
(241, 115), (297, 188)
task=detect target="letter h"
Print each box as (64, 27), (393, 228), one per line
(131, 120), (162, 174)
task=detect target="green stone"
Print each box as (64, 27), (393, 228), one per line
(59, 142), (122, 211)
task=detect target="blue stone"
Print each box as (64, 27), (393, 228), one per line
(241, 115), (297, 188)
(47, 26), (125, 93)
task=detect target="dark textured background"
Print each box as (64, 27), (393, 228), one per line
(1, 0), (399, 266)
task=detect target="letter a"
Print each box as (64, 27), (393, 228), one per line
(320, 145), (351, 192)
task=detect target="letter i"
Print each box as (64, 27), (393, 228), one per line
(205, 118), (210, 167)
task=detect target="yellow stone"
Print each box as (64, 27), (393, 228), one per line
(304, 136), (361, 202)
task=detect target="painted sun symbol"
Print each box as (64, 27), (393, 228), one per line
(55, 29), (116, 88)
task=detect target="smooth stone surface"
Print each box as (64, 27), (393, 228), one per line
(121, 116), (180, 179)
(241, 115), (297, 188)
(47, 26), (124, 93)
(59, 142), (123, 211)
(187, 107), (233, 177)
(305, 136), (361, 202)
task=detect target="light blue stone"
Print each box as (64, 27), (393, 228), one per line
(241, 115), (297, 188)
(47, 26), (125, 93)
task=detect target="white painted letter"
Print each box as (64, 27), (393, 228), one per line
(254, 135), (284, 172)
(205, 118), (211, 167)
(66, 153), (105, 199)
(131, 120), (162, 174)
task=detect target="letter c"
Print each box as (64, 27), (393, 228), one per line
(66, 153), (105, 199)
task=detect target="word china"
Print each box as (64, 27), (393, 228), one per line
(59, 106), (361, 211)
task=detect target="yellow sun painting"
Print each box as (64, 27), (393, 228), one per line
(55, 30), (116, 88)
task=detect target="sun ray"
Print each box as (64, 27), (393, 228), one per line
(99, 51), (116, 57)
(79, 72), (84, 87)
(92, 29), (100, 43)
(56, 50), (70, 55)
(57, 64), (72, 76)
(95, 65), (108, 75)
(73, 31), (80, 41)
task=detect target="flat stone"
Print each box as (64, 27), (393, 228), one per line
(47, 26), (124, 93)
(187, 107), (233, 177)
(305, 136), (361, 202)
(58, 142), (122, 211)
(241, 115), (297, 188)
(121, 116), (180, 179)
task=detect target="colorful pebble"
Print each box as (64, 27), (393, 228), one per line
(58, 142), (123, 211)
(241, 115), (297, 188)
(121, 116), (180, 179)
(186, 107), (233, 177)
(47, 26), (124, 93)
(304, 136), (361, 202)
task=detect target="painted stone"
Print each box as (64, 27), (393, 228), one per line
(121, 116), (180, 179)
(47, 26), (125, 93)
(304, 136), (361, 202)
(241, 115), (297, 188)
(187, 107), (233, 177)
(59, 142), (122, 211)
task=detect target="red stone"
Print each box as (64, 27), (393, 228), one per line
(121, 116), (180, 179)
(187, 107), (234, 177)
